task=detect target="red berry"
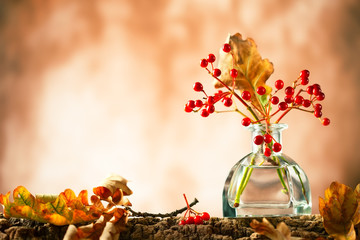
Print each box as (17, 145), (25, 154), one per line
(300, 69), (310, 78)
(284, 95), (294, 104)
(187, 100), (196, 109)
(256, 86), (266, 95)
(179, 220), (186, 225)
(222, 43), (231, 53)
(312, 84), (321, 95)
(284, 87), (294, 96)
(312, 83), (321, 90)
(278, 102), (288, 111)
(317, 92), (325, 101)
(275, 80), (284, 90)
(223, 97), (233, 107)
(241, 91), (251, 101)
(264, 134), (272, 143)
(300, 76), (309, 85)
(294, 96), (304, 105)
(230, 68), (238, 78)
(314, 110), (322, 118)
(201, 109), (209, 117)
(306, 86), (314, 95)
(201, 212), (210, 221)
(193, 82), (203, 92)
(186, 216), (195, 224)
(314, 103), (322, 111)
(184, 104), (193, 113)
(241, 117), (251, 127)
(271, 96), (279, 105)
(254, 135), (264, 145)
(213, 68), (221, 77)
(302, 99), (311, 108)
(200, 59), (208, 68)
(272, 142), (282, 152)
(195, 100), (203, 108)
(322, 118), (330, 126)
(207, 105), (215, 114)
(207, 96), (215, 105)
(207, 54), (216, 63)
(194, 215), (203, 225)
(264, 147), (272, 157)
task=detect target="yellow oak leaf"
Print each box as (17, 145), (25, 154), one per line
(319, 181), (359, 240)
(215, 33), (273, 115)
(250, 218), (291, 240)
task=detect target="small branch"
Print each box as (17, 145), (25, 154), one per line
(125, 198), (199, 218)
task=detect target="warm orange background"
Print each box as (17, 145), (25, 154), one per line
(0, 0), (359, 217)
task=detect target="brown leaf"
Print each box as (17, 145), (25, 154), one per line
(93, 186), (112, 200)
(215, 33), (273, 112)
(250, 218), (291, 240)
(319, 181), (359, 240)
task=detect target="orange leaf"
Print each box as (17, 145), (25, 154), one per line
(215, 33), (273, 113)
(78, 190), (89, 206)
(250, 218), (290, 240)
(93, 186), (112, 200)
(60, 189), (76, 205)
(45, 213), (68, 226)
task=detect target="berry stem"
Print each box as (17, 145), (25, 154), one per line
(206, 68), (260, 121)
(183, 194), (190, 209)
(275, 108), (291, 123)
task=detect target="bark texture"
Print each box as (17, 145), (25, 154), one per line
(0, 214), (328, 239)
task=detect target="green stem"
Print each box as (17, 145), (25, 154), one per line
(234, 155), (256, 207)
(293, 166), (309, 204)
(276, 168), (289, 194)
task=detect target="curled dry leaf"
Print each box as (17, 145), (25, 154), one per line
(215, 33), (274, 114)
(98, 173), (133, 196)
(250, 218), (291, 240)
(319, 181), (360, 240)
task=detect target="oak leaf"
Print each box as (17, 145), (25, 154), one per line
(250, 218), (291, 240)
(215, 33), (274, 113)
(319, 181), (360, 240)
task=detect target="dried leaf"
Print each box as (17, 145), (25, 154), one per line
(63, 224), (79, 240)
(99, 174), (133, 196)
(215, 33), (273, 112)
(250, 218), (291, 240)
(319, 181), (359, 240)
(0, 174), (131, 239)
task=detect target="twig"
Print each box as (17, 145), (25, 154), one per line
(125, 198), (199, 218)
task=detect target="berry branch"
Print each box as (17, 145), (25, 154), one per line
(125, 198), (199, 218)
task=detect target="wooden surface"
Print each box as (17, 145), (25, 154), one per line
(0, 214), (328, 239)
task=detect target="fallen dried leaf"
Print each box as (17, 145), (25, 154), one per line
(250, 218), (291, 240)
(319, 181), (360, 240)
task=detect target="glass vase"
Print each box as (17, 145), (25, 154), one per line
(222, 123), (311, 217)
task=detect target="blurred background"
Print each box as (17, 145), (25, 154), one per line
(0, 0), (359, 216)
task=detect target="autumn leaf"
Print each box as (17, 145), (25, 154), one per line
(215, 33), (274, 114)
(1, 174), (132, 239)
(250, 218), (291, 240)
(319, 181), (360, 240)
(99, 173), (133, 196)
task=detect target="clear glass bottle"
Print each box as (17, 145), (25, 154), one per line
(222, 123), (311, 217)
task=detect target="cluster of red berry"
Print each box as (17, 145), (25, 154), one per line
(178, 194), (210, 225)
(185, 42), (330, 127)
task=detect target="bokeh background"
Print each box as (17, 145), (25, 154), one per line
(0, 0), (359, 216)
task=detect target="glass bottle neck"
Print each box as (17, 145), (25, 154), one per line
(248, 124), (287, 154)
